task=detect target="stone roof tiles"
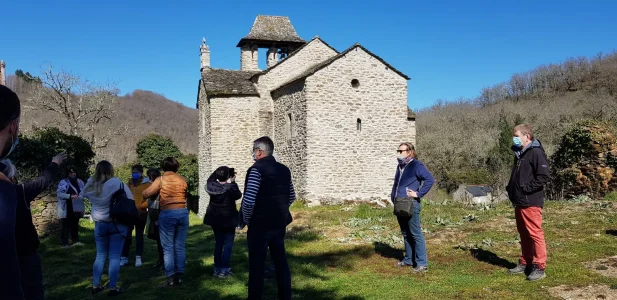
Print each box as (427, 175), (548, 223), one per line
(201, 69), (259, 96)
(237, 15), (305, 47)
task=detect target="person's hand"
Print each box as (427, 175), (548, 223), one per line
(406, 189), (418, 198)
(52, 152), (67, 165)
(229, 176), (236, 183)
(71, 195), (79, 200)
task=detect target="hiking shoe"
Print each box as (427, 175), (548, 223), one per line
(135, 256), (142, 267)
(119, 257), (128, 267)
(412, 266), (428, 273)
(91, 286), (105, 295)
(107, 287), (124, 296)
(527, 265), (546, 281)
(508, 263), (528, 275)
(72, 242), (85, 247)
(173, 273), (184, 285)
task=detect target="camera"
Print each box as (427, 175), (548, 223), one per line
(229, 168), (235, 178)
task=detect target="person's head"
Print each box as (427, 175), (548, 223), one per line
(131, 164), (144, 181)
(397, 142), (417, 160)
(252, 136), (274, 161)
(162, 157), (179, 173)
(0, 85), (21, 160)
(513, 124), (534, 149)
(214, 166), (231, 183)
(147, 168), (161, 182)
(66, 166), (78, 180)
(92, 160), (114, 195)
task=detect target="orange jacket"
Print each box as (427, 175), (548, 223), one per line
(128, 177), (151, 213)
(142, 171), (187, 210)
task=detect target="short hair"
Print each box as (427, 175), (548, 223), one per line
(147, 168), (161, 181)
(513, 124), (534, 140)
(253, 136), (274, 156)
(399, 142), (417, 159)
(0, 85), (21, 131)
(214, 166), (230, 182)
(161, 157), (179, 172)
(131, 164), (144, 173)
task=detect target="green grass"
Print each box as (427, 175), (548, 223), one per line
(40, 198), (617, 299)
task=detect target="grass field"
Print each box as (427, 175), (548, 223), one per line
(40, 197), (617, 299)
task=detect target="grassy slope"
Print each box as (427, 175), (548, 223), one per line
(41, 199), (617, 300)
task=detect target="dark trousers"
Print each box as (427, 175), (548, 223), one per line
(18, 252), (44, 300)
(122, 213), (147, 257)
(247, 228), (291, 300)
(212, 227), (235, 270)
(60, 215), (79, 246)
(156, 227), (164, 262)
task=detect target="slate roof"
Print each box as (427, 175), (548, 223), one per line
(271, 43), (411, 93)
(408, 108), (417, 120)
(465, 185), (493, 197)
(237, 15), (306, 47)
(201, 69), (259, 96)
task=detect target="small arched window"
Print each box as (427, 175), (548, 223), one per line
(357, 118), (362, 132)
(351, 79), (360, 88)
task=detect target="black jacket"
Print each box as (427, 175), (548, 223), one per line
(507, 140), (550, 207)
(203, 180), (242, 229)
(246, 156), (293, 231)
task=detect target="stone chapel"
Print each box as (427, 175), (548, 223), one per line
(197, 15), (416, 213)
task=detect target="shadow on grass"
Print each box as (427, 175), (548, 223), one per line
(606, 230), (617, 236)
(469, 248), (517, 269)
(372, 242), (402, 261)
(42, 219), (368, 300)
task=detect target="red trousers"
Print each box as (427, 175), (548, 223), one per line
(515, 206), (547, 269)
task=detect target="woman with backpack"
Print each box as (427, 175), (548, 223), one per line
(203, 166), (242, 278)
(80, 160), (133, 296)
(142, 157), (189, 287)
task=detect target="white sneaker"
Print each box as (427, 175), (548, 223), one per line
(135, 256), (142, 267)
(120, 257), (128, 267)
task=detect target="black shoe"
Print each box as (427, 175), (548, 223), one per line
(160, 278), (175, 288)
(91, 286), (105, 295)
(107, 287), (124, 296)
(173, 273), (183, 285)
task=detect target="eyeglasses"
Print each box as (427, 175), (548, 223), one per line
(396, 149), (410, 154)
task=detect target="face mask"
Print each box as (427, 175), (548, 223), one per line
(512, 137), (523, 148)
(1, 134), (19, 160)
(396, 155), (405, 161)
(131, 173), (141, 180)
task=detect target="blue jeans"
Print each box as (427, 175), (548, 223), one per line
(247, 228), (291, 300)
(159, 208), (189, 278)
(93, 222), (128, 289)
(396, 200), (427, 267)
(212, 226), (235, 272)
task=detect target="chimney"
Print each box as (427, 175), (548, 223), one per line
(0, 60), (5, 86)
(200, 38), (210, 70)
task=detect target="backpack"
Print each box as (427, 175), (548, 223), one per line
(109, 183), (139, 226)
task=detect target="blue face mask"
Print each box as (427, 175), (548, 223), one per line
(512, 137), (523, 148)
(1, 134), (19, 160)
(251, 151), (256, 161)
(131, 173), (141, 180)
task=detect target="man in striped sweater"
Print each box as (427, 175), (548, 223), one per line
(241, 136), (295, 300)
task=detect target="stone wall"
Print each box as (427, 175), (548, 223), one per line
(197, 82), (211, 216)
(271, 80), (308, 199)
(208, 95), (260, 196)
(240, 46), (259, 71)
(30, 195), (61, 237)
(254, 38), (338, 137)
(303, 47), (414, 204)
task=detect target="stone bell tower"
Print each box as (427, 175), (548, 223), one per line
(0, 60), (6, 86)
(200, 38), (210, 70)
(236, 15), (306, 71)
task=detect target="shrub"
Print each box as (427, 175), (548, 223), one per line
(136, 134), (182, 169)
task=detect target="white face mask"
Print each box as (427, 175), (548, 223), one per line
(397, 155), (406, 161)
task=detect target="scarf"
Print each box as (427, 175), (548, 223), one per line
(397, 156), (413, 169)
(68, 178), (81, 195)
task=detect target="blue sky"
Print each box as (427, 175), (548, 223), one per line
(2, 0), (616, 111)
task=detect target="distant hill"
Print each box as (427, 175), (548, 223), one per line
(12, 81), (197, 165)
(416, 51), (617, 191)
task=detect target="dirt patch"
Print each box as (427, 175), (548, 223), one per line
(549, 284), (617, 300)
(427, 228), (470, 245)
(584, 256), (617, 278)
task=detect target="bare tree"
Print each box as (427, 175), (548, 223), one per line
(26, 64), (127, 150)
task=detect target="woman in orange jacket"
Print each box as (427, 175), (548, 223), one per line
(120, 164), (151, 267)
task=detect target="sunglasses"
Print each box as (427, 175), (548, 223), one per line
(396, 149), (410, 154)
